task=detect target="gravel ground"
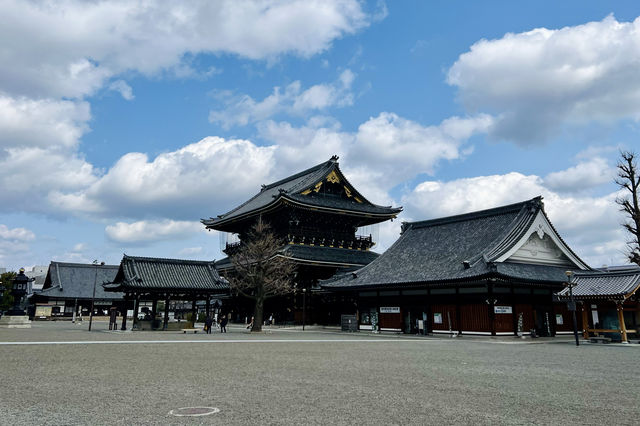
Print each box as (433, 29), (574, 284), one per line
(1, 322), (638, 425)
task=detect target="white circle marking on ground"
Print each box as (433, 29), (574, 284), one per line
(168, 407), (220, 417)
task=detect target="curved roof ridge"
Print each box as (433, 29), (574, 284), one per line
(202, 158), (334, 223)
(122, 254), (216, 264)
(538, 207), (590, 269)
(480, 199), (541, 262)
(408, 197), (541, 230)
(264, 158), (333, 191)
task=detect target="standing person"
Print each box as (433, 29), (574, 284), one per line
(220, 315), (228, 333)
(109, 307), (117, 330)
(205, 315), (213, 334)
(269, 313), (274, 326)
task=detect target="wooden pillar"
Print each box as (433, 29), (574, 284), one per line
(511, 285), (518, 337)
(191, 298), (197, 327)
(163, 294), (171, 330)
(120, 298), (128, 330)
(488, 282), (496, 336)
(581, 303), (589, 339)
(132, 294), (140, 330)
(151, 298), (158, 330)
(617, 302), (628, 343)
(455, 287), (462, 335)
(206, 297), (211, 318)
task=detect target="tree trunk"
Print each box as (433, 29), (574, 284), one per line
(252, 294), (264, 332)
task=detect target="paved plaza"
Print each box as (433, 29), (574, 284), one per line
(1, 321), (639, 425)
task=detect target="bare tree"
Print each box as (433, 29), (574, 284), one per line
(228, 220), (296, 332)
(615, 151), (640, 266)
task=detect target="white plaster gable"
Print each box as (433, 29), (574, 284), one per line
(495, 210), (589, 269)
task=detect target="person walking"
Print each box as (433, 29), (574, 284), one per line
(220, 315), (228, 333)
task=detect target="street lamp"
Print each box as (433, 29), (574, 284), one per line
(565, 270), (579, 347)
(88, 260), (105, 331)
(302, 288), (306, 331)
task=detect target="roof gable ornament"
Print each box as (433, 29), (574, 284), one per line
(495, 210), (589, 269)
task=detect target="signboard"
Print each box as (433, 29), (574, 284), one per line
(555, 314), (564, 325)
(341, 314), (358, 332)
(379, 306), (400, 314)
(494, 306), (512, 314)
(433, 313), (443, 324)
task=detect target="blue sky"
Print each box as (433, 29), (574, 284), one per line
(1, 1), (639, 270)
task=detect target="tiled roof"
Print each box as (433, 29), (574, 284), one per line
(215, 245), (379, 273)
(202, 157), (401, 229)
(322, 197), (582, 289)
(105, 255), (228, 292)
(282, 244), (379, 266)
(557, 268), (640, 300)
(33, 262), (122, 301)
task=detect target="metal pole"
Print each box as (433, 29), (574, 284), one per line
(569, 284), (579, 347)
(88, 261), (98, 331)
(302, 288), (306, 331)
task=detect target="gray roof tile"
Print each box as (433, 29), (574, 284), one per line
(105, 255), (228, 292)
(322, 197), (581, 289)
(558, 268), (640, 299)
(34, 262), (122, 301)
(202, 157), (401, 229)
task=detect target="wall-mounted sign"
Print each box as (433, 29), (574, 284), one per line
(494, 306), (512, 314)
(380, 307), (400, 314)
(433, 313), (443, 324)
(555, 314), (563, 325)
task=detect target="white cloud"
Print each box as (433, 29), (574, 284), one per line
(108, 80), (134, 101)
(209, 70), (356, 128)
(543, 157), (615, 193)
(0, 95), (90, 150)
(402, 172), (627, 267)
(447, 15), (640, 144)
(0, 224), (35, 242)
(105, 220), (204, 244)
(51, 136), (275, 220)
(1, 0), (369, 99)
(0, 225), (35, 265)
(179, 246), (204, 256)
(259, 112), (493, 195)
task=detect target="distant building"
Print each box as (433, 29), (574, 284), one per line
(29, 262), (124, 320)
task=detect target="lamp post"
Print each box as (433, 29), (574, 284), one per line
(565, 270), (579, 347)
(302, 288), (306, 331)
(88, 260), (104, 331)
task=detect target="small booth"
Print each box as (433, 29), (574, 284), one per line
(558, 267), (640, 343)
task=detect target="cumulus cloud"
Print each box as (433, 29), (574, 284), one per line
(543, 157), (615, 193)
(0, 95), (90, 150)
(51, 136), (275, 220)
(1, 0), (369, 99)
(0, 224), (35, 264)
(402, 172), (627, 266)
(447, 15), (640, 144)
(0, 224), (35, 242)
(259, 112), (493, 196)
(209, 70), (356, 128)
(105, 220), (204, 244)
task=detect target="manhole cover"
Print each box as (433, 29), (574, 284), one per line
(168, 407), (220, 417)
